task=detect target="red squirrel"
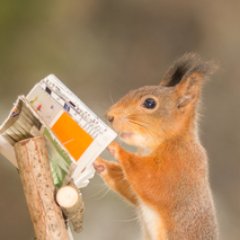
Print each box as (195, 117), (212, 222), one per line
(94, 53), (218, 240)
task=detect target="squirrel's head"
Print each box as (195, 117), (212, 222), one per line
(107, 53), (216, 149)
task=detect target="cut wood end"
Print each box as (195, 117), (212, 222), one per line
(56, 186), (79, 208)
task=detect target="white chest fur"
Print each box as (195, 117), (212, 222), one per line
(139, 203), (162, 240)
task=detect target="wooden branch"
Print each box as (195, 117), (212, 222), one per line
(15, 136), (69, 240)
(56, 184), (84, 233)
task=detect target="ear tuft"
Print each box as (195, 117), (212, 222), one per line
(160, 53), (217, 87)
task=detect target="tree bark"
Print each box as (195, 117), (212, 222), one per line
(15, 136), (69, 240)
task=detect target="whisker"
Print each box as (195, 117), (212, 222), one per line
(127, 119), (152, 131)
(127, 112), (169, 137)
(108, 90), (115, 104)
(112, 215), (139, 223)
(127, 118), (159, 139)
(85, 183), (110, 200)
(94, 187), (111, 200)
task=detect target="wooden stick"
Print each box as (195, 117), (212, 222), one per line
(15, 136), (69, 240)
(56, 184), (84, 233)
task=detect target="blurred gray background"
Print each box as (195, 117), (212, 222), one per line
(0, 1), (239, 239)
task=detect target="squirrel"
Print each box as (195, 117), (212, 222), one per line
(94, 53), (218, 240)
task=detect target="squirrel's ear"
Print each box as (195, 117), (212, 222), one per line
(160, 53), (216, 108)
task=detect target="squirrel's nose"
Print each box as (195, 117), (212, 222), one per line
(107, 114), (114, 123)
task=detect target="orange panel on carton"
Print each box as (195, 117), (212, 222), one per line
(51, 112), (93, 161)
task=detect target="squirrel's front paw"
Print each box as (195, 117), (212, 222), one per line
(94, 158), (108, 174)
(107, 141), (121, 160)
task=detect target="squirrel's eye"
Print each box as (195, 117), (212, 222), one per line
(143, 98), (157, 109)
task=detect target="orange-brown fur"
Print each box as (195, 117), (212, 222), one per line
(94, 53), (218, 240)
